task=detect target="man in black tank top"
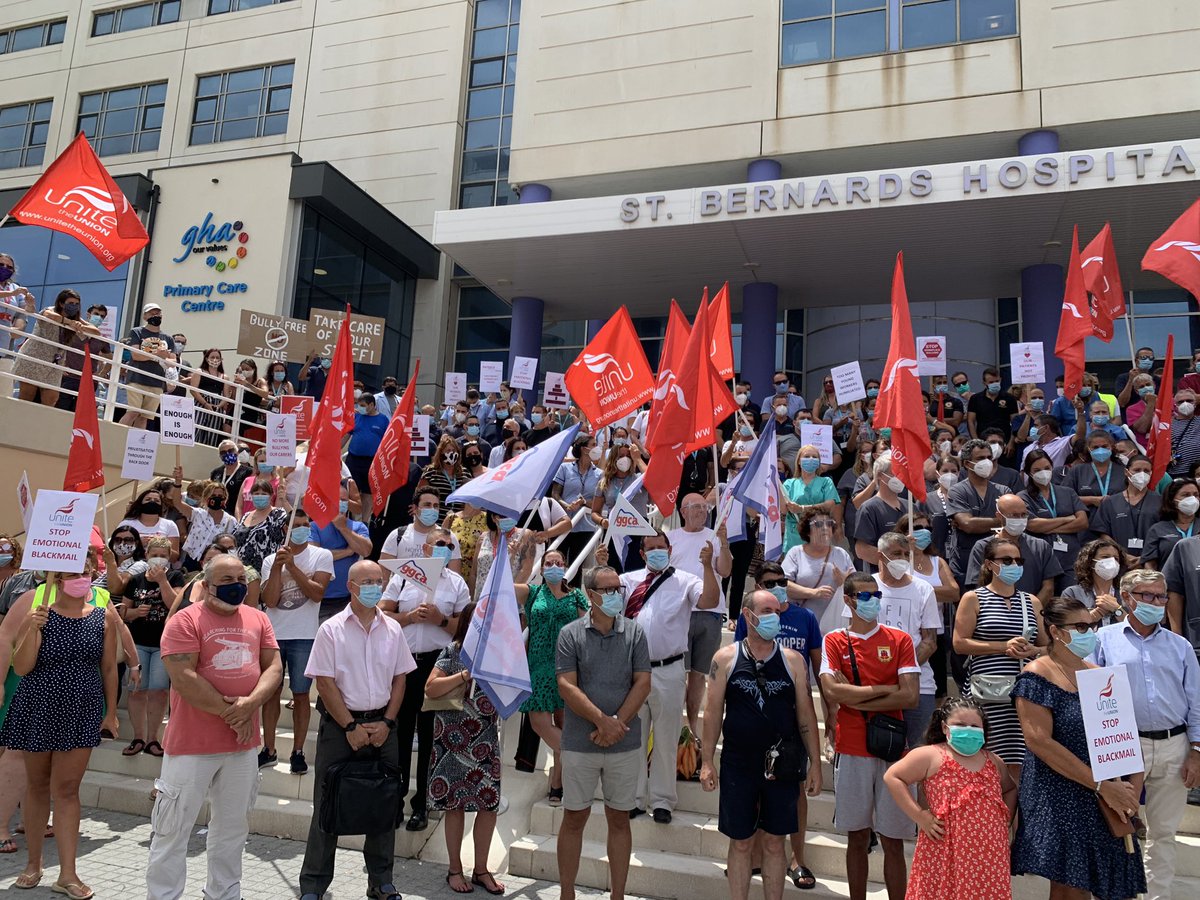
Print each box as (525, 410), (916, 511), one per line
(699, 590), (822, 900)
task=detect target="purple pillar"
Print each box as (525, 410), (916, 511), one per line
(508, 296), (544, 402)
(747, 158), (782, 182)
(586, 319), (604, 342)
(741, 283), (779, 407)
(1021, 264), (1065, 391)
(1018, 130), (1059, 155)
(519, 183), (552, 204)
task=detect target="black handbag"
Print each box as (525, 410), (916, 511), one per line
(318, 747), (403, 836)
(845, 631), (907, 763)
(513, 713), (542, 773)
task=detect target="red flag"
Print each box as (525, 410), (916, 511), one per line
(564, 306), (654, 428)
(1055, 226), (1092, 399)
(303, 309), (355, 527)
(1142, 199), (1200, 303)
(643, 446), (688, 518)
(368, 360), (420, 515)
(8, 133), (149, 271)
(693, 298), (737, 449)
(1146, 334), (1175, 485)
(708, 282), (735, 381)
(645, 300), (690, 448)
(1082, 223), (1126, 318)
(875, 253), (930, 502)
(63, 346), (104, 493)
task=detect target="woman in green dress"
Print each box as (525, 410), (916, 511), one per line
(515, 549), (586, 805)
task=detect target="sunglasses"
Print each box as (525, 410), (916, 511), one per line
(773, 380), (788, 386)
(431, 540), (453, 548)
(853, 590), (883, 602)
(993, 556), (1024, 565)
(810, 519), (835, 528)
(761, 578), (787, 589)
(1128, 591), (1168, 605)
(1059, 620), (1101, 634)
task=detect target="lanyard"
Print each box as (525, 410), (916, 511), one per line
(1091, 463), (1112, 497)
(1041, 487), (1057, 518)
(1177, 522), (1194, 539)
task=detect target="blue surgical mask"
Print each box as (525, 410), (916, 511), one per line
(531, 413), (543, 425)
(799, 457), (821, 474)
(1138, 357), (1154, 371)
(214, 582), (248, 606)
(1079, 387), (1093, 398)
(320, 358), (331, 370)
(356, 405), (368, 415)
(946, 725), (986, 756)
(273, 371), (286, 383)
(258, 463), (275, 474)
(934, 383), (948, 394)
(645, 548), (671, 571)
(496, 409), (509, 419)
(251, 494), (270, 510)
(855, 597), (881, 622)
(431, 544), (452, 562)
(912, 528), (932, 550)
(356, 583), (383, 607)
(0, 554), (12, 567)
(599, 591), (624, 617)
(290, 526), (311, 544)
(543, 565), (565, 584)
(418, 508), (440, 526)
(866, 387), (879, 399)
(751, 611), (781, 641)
(89, 314), (103, 326)
(1092, 415), (1110, 428)
(739, 425), (753, 437)
(997, 563), (1024, 585)
(986, 381), (1001, 394)
(1138, 385), (1154, 398)
(1060, 628), (1097, 658)
(185, 497), (200, 507)
(467, 425), (480, 436)
(1029, 398), (1044, 411)
(1090, 447), (1112, 463)
(769, 585), (788, 606)
(497, 517), (516, 533)
(1131, 602), (1165, 626)
(339, 500), (349, 515)
(774, 382), (789, 394)
(1028, 426), (1039, 441)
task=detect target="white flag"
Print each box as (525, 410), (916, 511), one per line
(730, 418), (783, 562)
(447, 424), (580, 519)
(607, 489), (656, 547)
(379, 556), (446, 596)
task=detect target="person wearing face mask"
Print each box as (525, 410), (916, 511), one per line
(1115, 346), (1160, 414)
(1168, 389), (1200, 477)
(455, 414), (492, 459)
(839, 440), (882, 565)
(0, 252), (34, 398)
(945, 439), (1009, 585)
(147, 555), (282, 900)
(487, 419), (523, 467)
(1142, 477), (1200, 569)
(551, 435), (603, 582)
(720, 412), (759, 464)
(472, 509), (538, 598)
(229, 358), (270, 449)
(525, 403), (561, 447)
(782, 509), (854, 629)
(117, 302), (177, 428)
(1075, 398), (1127, 446)
(922, 455), (961, 559)
(782, 445), (842, 554)
(1094, 570), (1200, 900)
(482, 398), (511, 445)
(344, 392), (387, 510)
(1019, 449), (1090, 587)
(1124, 373), (1159, 445)
(702, 589), (823, 897)
(1061, 538), (1128, 629)
(1010, 595), (1147, 900)
(459, 440), (490, 481)
(209, 439), (255, 515)
(418, 436), (467, 520)
(119, 487), (182, 561)
(372, 375), (400, 419)
(379, 488), (464, 572)
(971, 427), (1021, 490)
(234, 479), (290, 574)
(927, 376), (966, 432)
(188, 348), (231, 446)
(1065, 431), (1127, 527)
(591, 444), (648, 572)
(297, 560), (412, 900)
(380, 527), (471, 832)
(555, 563), (651, 900)
(966, 368), (1015, 440)
(853, 451), (916, 571)
(10, 288), (98, 409)
(296, 348), (330, 400)
(1093, 453), (1162, 559)
(167, 477), (238, 572)
(234, 448), (281, 515)
(759, 371), (805, 426)
(312, 482), (372, 622)
(718, 380), (754, 441)
(820, 572), (920, 900)
(964, 494), (1061, 601)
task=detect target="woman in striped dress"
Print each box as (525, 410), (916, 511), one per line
(952, 537), (1047, 778)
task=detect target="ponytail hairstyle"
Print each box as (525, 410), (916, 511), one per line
(978, 536), (1020, 588)
(924, 696), (990, 747)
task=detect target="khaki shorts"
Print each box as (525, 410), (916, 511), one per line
(127, 383), (164, 416)
(560, 747), (641, 812)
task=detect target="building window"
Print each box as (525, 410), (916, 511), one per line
(458, 0), (521, 209)
(92, 1), (180, 36)
(78, 82), (167, 156)
(0, 100), (52, 170)
(781, 0), (1016, 66)
(0, 19), (67, 54)
(190, 62), (292, 145)
(207, 0), (294, 15)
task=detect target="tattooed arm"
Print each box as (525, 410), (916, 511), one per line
(699, 644), (735, 791)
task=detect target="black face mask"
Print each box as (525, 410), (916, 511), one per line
(0, 265), (13, 281)
(207, 496), (226, 510)
(146, 316), (163, 327)
(63, 303), (80, 319)
(384, 385), (397, 395)
(465, 456), (482, 467)
(142, 501), (163, 515)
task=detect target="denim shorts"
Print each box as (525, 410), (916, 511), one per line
(278, 639), (314, 693)
(135, 645), (170, 692)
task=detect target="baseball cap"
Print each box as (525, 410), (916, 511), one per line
(144, 303), (163, 315)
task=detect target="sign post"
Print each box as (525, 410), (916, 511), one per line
(308, 309), (387, 365)
(279, 395), (315, 441)
(479, 361), (504, 394)
(831, 361), (867, 405)
(159, 395), (196, 447)
(1010, 342), (1047, 384)
(265, 412), (298, 466)
(237, 310), (310, 362)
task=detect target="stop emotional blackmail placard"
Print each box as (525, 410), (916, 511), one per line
(25, 490), (100, 574)
(1077, 665), (1145, 782)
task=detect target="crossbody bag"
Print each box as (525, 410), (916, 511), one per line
(845, 631), (907, 763)
(969, 592), (1031, 703)
(741, 640), (807, 781)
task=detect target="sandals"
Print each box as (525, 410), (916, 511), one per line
(0, 838), (17, 853)
(144, 741), (164, 757)
(52, 882), (95, 900)
(14, 870), (42, 889)
(789, 864), (816, 890)
(446, 871), (473, 894)
(471, 871), (505, 895)
(122, 739), (146, 756)
(547, 786), (563, 806)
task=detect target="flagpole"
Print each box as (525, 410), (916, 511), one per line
(99, 485), (110, 538)
(907, 489), (914, 571)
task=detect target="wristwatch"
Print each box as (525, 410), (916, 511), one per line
(440, 616), (449, 627)
(342, 720), (360, 733)
(383, 717), (397, 731)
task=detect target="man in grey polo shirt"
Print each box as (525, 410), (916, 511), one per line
(556, 565), (651, 900)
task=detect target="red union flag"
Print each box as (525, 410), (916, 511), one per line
(708, 282), (735, 381)
(644, 299), (690, 448)
(564, 306), (654, 428)
(304, 308), (355, 527)
(1082, 223), (1126, 319)
(1055, 226), (1092, 398)
(1142, 198), (1200, 304)
(8, 133), (149, 271)
(63, 347), (104, 493)
(1146, 334), (1175, 485)
(367, 360), (420, 515)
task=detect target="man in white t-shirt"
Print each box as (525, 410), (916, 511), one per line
(260, 507), (334, 775)
(667, 493), (732, 741)
(379, 487), (463, 572)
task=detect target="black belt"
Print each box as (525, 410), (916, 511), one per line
(347, 706), (388, 720)
(1138, 724), (1187, 740)
(650, 653), (684, 668)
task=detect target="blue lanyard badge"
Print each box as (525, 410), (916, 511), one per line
(1091, 464), (1112, 497)
(1041, 488), (1057, 518)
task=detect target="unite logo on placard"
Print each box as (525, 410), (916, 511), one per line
(51, 499), (81, 526)
(1096, 673), (1118, 711)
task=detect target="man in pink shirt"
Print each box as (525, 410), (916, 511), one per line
(299, 560), (415, 900)
(146, 555), (282, 900)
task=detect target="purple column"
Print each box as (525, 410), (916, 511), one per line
(509, 296), (544, 403)
(747, 158), (782, 182)
(519, 183), (552, 204)
(1018, 130), (1059, 155)
(742, 283), (778, 407)
(1020, 263), (1064, 390)
(586, 319), (604, 342)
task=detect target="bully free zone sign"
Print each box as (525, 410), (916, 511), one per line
(238, 309), (386, 365)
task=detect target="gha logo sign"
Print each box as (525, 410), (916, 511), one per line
(173, 212), (250, 271)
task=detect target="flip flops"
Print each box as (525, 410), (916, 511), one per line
(122, 739), (146, 756)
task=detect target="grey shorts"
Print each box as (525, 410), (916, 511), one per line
(832, 753), (916, 839)
(687, 611), (722, 674)
(560, 748), (641, 812)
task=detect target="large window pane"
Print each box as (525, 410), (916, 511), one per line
(266, 86), (291, 113)
(459, 183), (495, 209)
(783, 0), (831, 19)
(471, 60), (503, 86)
(903, 1), (957, 49)
(122, 4), (155, 30)
(836, 0), (885, 11)
(194, 97), (218, 122)
(11, 26), (43, 52)
(835, 9), (886, 57)
(464, 117), (501, 150)
(106, 87), (143, 110)
(960, 0), (1017, 40)
(461, 148), (498, 182)
(93, 12), (114, 36)
(473, 26), (507, 59)
(101, 107), (138, 135)
(475, 0), (508, 28)
(227, 68), (266, 92)
(782, 19), (831, 64)
(218, 117), (259, 141)
(98, 133), (135, 156)
(459, 288), (510, 318)
(467, 87), (502, 119)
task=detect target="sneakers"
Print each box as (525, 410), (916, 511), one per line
(258, 748), (277, 769)
(289, 751), (308, 775)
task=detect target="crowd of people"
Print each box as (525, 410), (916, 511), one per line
(1, 292), (1200, 900)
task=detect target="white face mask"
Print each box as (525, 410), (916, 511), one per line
(588, 446), (602, 461)
(1179, 402), (1196, 417)
(1031, 470), (1054, 486)
(1128, 471), (1151, 490)
(775, 405), (788, 417)
(1117, 454), (1131, 467)
(1178, 496), (1200, 516)
(862, 452), (872, 464)
(735, 393), (748, 406)
(616, 456), (633, 473)
(886, 476), (905, 494)
(938, 440), (951, 455)
(885, 558), (910, 580)
(1004, 517), (1028, 536)
(455, 412), (467, 423)
(973, 459), (994, 479)
(1094, 557), (1121, 581)
(937, 472), (957, 490)
(989, 443), (1003, 459)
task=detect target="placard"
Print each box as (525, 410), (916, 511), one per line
(265, 412), (297, 466)
(799, 423), (835, 465)
(98, 306), (119, 344)
(510, 356), (538, 390)
(479, 361), (504, 394)
(1010, 341), (1046, 384)
(159, 395), (196, 447)
(279, 395), (315, 441)
(444, 372), (466, 403)
(24, 490), (99, 574)
(831, 361), (866, 405)
(543, 372), (570, 409)
(411, 414), (431, 456)
(237, 310), (310, 362)
(916, 335), (947, 376)
(1077, 665), (1145, 782)
(308, 309), (387, 365)
(121, 429), (159, 480)
(17, 471), (32, 532)
(379, 556), (446, 595)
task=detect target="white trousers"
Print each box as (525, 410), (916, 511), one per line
(145, 749), (261, 900)
(636, 658), (686, 813)
(1141, 733), (1190, 900)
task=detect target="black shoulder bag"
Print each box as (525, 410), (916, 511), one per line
(844, 631), (907, 763)
(741, 641), (808, 782)
(319, 745), (403, 836)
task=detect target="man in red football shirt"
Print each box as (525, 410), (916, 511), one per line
(820, 572), (920, 900)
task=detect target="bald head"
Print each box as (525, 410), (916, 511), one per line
(997, 494), (1027, 518)
(348, 559), (384, 585)
(742, 589), (782, 616)
(680, 493), (709, 530)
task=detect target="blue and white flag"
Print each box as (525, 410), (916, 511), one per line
(460, 533), (532, 718)
(716, 466), (747, 544)
(730, 417), (783, 561)
(447, 423), (580, 519)
(607, 475), (655, 555)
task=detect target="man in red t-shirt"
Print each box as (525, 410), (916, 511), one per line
(146, 555), (282, 900)
(820, 572), (919, 900)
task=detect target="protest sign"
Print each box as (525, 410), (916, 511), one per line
(411, 414), (431, 456)
(121, 429), (159, 480)
(607, 491), (656, 545)
(279, 395), (315, 440)
(25, 490), (99, 574)
(800, 423), (835, 464)
(98, 306), (119, 344)
(479, 361), (504, 394)
(1010, 342), (1046, 384)
(237, 310), (310, 362)
(444, 372), (466, 403)
(159, 395), (196, 446)
(265, 412), (297, 466)
(510, 356), (538, 390)
(543, 372), (570, 409)
(380, 556), (446, 596)
(17, 471), (32, 531)
(308, 309), (387, 365)
(916, 335), (946, 376)
(1077, 666), (1145, 782)
(831, 361), (866, 405)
